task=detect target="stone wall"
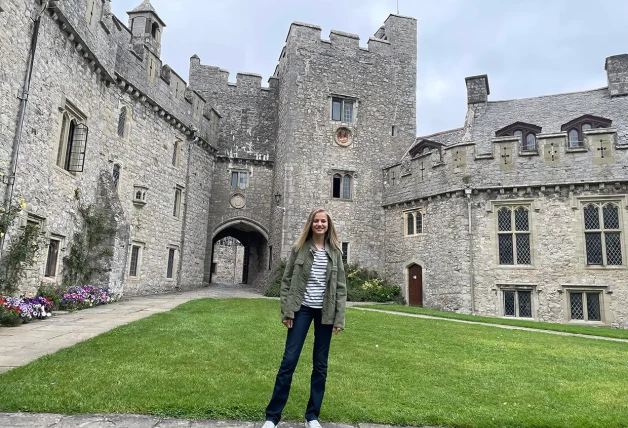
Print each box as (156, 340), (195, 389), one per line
(211, 241), (245, 284)
(2, 0), (216, 296)
(385, 186), (628, 329)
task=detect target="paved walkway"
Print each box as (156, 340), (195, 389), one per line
(0, 414), (436, 428)
(0, 284), (263, 373)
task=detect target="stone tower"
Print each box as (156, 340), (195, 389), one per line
(270, 15), (418, 270)
(127, 0), (165, 58)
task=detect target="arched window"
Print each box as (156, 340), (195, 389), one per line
(404, 210), (424, 236)
(568, 129), (580, 148)
(332, 174), (342, 198)
(407, 213), (415, 235)
(561, 115), (611, 148)
(342, 174), (351, 199)
(151, 22), (159, 39)
(117, 106), (127, 138)
(524, 133), (536, 151)
(332, 172), (353, 200)
(495, 122), (541, 152)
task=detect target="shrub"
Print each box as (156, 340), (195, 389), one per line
(264, 261), (404, 304)
(264, 260), (286, 297)
(345, 264), (404, 304)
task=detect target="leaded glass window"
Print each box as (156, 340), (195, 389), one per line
(503, 289), (532, 318)
(129, 245), (140, 277)
(583, 202), (623, 266)
(497, 206), (531, 265)
(341, 242), (349, 264)
(407, 213), (414, 236)
(570, 292), (602, 322)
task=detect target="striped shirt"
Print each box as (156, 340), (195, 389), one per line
(302, 248), (327, 309)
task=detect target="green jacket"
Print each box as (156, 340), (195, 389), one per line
(280, 240), (347, 329)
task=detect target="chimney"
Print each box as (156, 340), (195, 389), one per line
(605, 54), (628, 97)
(465, 74), (490, 104)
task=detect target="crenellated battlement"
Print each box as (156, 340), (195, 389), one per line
(189, 55), (278, 93)
(47, 0), (215, 148)
(383, 129), (628, 206)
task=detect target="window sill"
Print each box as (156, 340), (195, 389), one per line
(566, 320), (607, 327)
(331, 198), (353, 202)
(566, 147), (588, 153)
(495, 264), (537, 270)
(404, 233), (425, 238)
(519, 150), (538, 156)
(584, 265), (626, 270)
(127, 276), (141, 281)
(133, 200), (146, 207)
(501, 316), (535, 320)
(53, 166), (78, 179)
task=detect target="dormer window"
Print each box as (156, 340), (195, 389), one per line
(561, 115), (612, 148)
(495, 122), (542, 151)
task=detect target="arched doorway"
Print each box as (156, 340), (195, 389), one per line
(210, 218), (268, 287)
(408, 264), (423, 306)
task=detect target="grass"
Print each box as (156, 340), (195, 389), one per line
(354, 304), (628, 340)
(0, 299), (626, 427)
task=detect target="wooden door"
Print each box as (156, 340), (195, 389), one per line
(408, 264), (423, 306)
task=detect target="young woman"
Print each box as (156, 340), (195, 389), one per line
(262, 208), (347, 428)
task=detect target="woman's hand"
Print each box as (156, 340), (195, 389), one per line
(282, 319), (293, 329)
(333, 328), (342, 335)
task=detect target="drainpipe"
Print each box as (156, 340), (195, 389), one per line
(0, 0), (48, 258)
(176, 136), (197, 288)
(465, 186), (476, 315)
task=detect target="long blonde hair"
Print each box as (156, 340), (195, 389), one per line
(294, 208), (341, 252)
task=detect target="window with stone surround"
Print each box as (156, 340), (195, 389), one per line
(231, 171), (247, 189)
(332, 172), (353, 200)
(173, 186), (183, 218)
(166, 247), (177, 279)
(561, 115), (612, 148)
(56, 101), (88, 173)
(44, 238), (61, 278)
(128, 243), (144, 278)
(500, 286), (534, 318)
(341, 242), (349, 264)
(561, 285), (609, 324)
(497, 206), (532, 265)
(582, 202), (623, 266)
(404, 210), (424, 236)
(133, 185), (147, 206)
(495, 122), (541, 152)
(331, 96), (355, 123)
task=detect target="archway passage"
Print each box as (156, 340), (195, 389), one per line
(210, 219), (268, 287)
(408, 264), (423, 306)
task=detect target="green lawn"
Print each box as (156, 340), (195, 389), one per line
(0, 299), (627, 428)
(356, 304), (628, 340)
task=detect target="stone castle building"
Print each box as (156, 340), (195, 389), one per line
(1, 0), (627, 328)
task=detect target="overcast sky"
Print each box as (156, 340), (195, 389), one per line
(111, 0), (628, 136)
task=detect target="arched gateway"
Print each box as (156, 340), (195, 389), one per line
(209, 218), (269, 286)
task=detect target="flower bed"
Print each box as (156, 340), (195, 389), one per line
(0, 296), (54, 326)
(0, 285), (118, 327)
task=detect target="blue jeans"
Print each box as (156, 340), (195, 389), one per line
(265, 305), (334, 424)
